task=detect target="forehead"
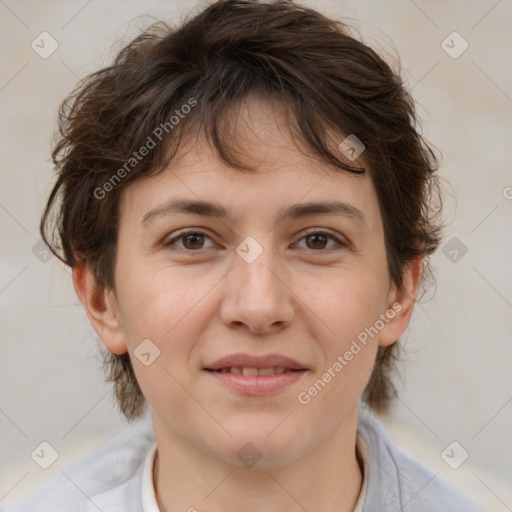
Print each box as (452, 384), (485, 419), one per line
(119, 97), (380, 232)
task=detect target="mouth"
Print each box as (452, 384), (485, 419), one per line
(203, 365), (308, 395)
(205, 367), (306, 376)
(203, 353), (308, 395)
(204, 352), (307, 372)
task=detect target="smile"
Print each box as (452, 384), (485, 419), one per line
(204, 368), (307, 395)
(211, 366), (292, 375)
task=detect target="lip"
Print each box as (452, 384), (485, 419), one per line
(203, 352), (308, 396)
(204, 368), (307, 395)
(204, 353), (307, 371)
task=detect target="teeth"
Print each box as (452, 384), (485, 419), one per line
(268, 367), (287, 375)
(242, 367), (259, 376)
(258, 367), (276, 376)
(219, 367), (288, 375)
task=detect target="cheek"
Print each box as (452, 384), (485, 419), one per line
(114, 271), (205, 415)
(304, 269), (389, 344)
(116, 260), (207, 340)
(299, 268), (386, 398)
(114, 263), (219, 393)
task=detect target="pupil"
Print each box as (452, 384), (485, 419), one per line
(307, 234), (327, 249)
(184, 234), (203, 249)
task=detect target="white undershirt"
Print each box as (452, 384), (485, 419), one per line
(141, 442), (160, 512)
(141, 432), (369, 511)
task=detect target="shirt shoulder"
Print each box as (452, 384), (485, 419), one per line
(2, 417), (155, 512)
(356, 403), (486, 512)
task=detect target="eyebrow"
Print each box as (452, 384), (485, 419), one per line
(141, 197), (366, 226)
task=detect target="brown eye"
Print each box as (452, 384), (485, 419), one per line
(305, 233), (328, 249)
(181, 233), (205, 250)
(164, 231), (215, 251)
(296, 230), (345, 251)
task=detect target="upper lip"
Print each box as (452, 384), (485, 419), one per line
(205, 353), (307, 371)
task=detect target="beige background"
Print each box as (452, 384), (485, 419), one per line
(1, 0), (511, 509)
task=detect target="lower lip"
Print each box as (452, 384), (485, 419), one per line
(204, 369), (307, 395)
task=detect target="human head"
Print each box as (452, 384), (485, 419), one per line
(41, 0), (443, 422)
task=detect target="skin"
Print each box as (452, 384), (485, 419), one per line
(74, 97), (421, 512)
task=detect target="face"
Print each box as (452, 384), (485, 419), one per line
(92, 98), (414, 468)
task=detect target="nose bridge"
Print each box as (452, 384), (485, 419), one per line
(221, 234), (294, 332)
(235, 234), (281, 298)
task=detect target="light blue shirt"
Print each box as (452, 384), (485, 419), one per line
(2, 402), (485, 511)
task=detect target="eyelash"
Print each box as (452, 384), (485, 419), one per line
(163, 229), (347, 253)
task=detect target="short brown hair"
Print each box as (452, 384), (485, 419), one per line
(41, 0), (443, 421)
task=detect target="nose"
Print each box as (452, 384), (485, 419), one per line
(220, 242), (295, 334)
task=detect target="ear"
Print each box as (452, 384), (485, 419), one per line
(378, 258), (423, 347)
(72, 260), (128, 355)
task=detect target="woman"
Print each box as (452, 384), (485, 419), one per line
(6, 1), (484, 510)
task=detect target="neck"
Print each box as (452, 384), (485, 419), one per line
(152, 408), (363, 512)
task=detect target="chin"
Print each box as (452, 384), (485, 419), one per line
(210, 424), (308, 469)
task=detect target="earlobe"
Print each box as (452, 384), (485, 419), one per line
(378, 258), (423, 347)
(72, 261), (128, 355)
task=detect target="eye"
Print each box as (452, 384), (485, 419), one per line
(294, 230), (346, 251)
(163, 229), (346, 253)
(163, 230), (215, 251)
